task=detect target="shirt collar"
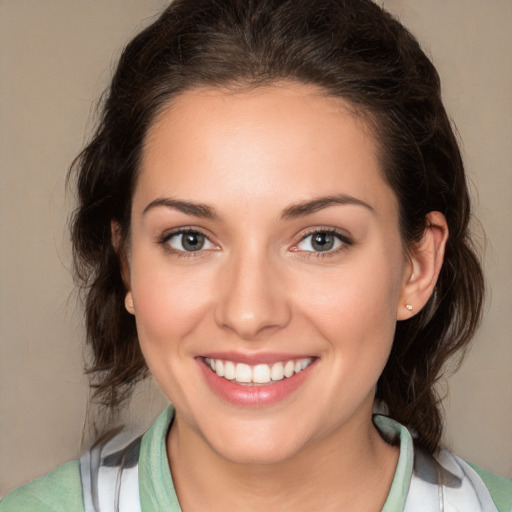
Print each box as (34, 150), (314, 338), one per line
(138, 407), (414, 512)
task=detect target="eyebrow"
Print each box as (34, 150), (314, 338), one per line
(143, 193), (373, 221)
(143, 198), (221, 220)
(281, 194), (374, 219)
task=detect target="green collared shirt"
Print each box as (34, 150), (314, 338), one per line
(2, 406), (511, 511)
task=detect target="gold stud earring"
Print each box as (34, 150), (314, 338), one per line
(405, 304), (413, 311)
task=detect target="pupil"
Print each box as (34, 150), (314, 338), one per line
(183, 233), (204, 251)
(312, 233), (334, 251)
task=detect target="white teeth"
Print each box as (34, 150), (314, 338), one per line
(235, 363), (252, 383)
(270, 362), (284, 381)
(284, 360), (295, 378)
(205, 357), (313, 384)
(224, 361), (236, 380)
(215, 359), (224, 377)
(253, 364), (271, 384)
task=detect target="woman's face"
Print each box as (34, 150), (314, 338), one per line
(126, 83), (411, 464)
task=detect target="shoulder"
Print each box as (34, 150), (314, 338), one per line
(0, 460), (84, 512)
(434, 448), (512, 512)
(468, 462), (512, 512)
(374, 414), (512, 512)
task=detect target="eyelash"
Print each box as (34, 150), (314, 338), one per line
(157, 228), (216, 259)
(157, 227), (353, 258)
(293, 228), (353, 259)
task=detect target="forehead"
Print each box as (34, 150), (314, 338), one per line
(136, 83), (397, 219)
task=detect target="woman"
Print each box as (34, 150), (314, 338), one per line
(1, 0), (510, 510)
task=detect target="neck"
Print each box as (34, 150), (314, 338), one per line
(166, 406), (399, 512)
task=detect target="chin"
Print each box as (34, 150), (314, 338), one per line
(197, 415), (314, 466)
(212, 436), (305, 466)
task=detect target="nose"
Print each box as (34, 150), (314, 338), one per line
(214, 248), (291, 340)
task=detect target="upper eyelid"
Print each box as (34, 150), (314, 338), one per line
(289, 228), (353, 256)
(157, 226), (352, 249)
(160, 226), (213, 240)
(160, 228), (218, 255)
(158, 227), (217, 249)
(296, 227), (352, 243)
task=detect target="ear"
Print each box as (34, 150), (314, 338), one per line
(397, 211), (448, 320)
(124, 291), (135, 315)
(111, 220), (135, 315)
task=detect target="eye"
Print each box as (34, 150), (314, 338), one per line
(165, 230), (216, 252)
(296, 230), (348, 253)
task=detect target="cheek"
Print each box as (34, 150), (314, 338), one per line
(130, 259), (214, 350)
(294, 250), (403, 356)
(129, 262), (216, 401)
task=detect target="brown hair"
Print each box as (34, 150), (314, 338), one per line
(70, 0), (484, 453)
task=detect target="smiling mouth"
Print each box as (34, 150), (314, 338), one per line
(203, 357), (314, 385)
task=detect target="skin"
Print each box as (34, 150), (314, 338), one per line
(122, 83), (448, 511)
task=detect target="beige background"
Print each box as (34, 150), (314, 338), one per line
(0, 0), (511, 497)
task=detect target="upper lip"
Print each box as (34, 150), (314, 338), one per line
(199, 352), (316, 365)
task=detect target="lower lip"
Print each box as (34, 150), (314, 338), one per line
(198, 358), (315, 407)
